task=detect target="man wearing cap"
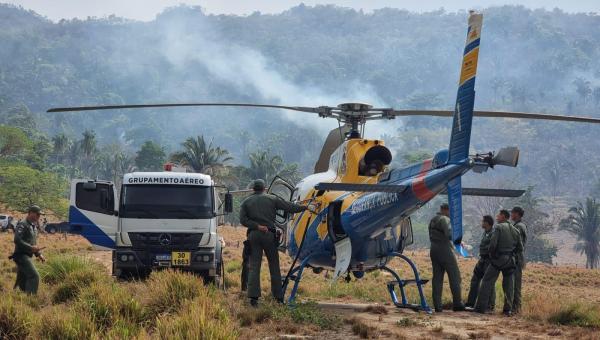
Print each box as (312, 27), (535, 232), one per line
(239, 179), (308, 307)
(510, 206), (527, 313)
(475, 209), (523, 316)
(12, 205), (46, 294)
(428, 203), (465, 312)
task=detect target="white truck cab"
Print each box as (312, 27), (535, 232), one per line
(69, 169), (233, 282)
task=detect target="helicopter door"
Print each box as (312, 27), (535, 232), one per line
(267, 176), (295, 250)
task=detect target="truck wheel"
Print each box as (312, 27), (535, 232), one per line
(47, 226), (57, 234)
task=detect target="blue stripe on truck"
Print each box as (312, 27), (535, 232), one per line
(69, 206), (115, 249)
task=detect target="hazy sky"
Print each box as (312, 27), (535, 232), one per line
(5, 0), (600, 21)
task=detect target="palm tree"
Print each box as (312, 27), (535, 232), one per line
(79, 130), (97, 175)
(246, 150), (301, 185)
(52, 133), (69, 164)
(170, 136), (233, 174)
(560, 198), (600, 269)
(95, 144), (135, 186)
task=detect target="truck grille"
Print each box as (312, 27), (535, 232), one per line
(128, 232), (203, 250)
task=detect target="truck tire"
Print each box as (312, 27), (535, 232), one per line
(47, 226), (57, 234)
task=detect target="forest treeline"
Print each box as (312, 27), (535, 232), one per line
(1, 3), (600, 265)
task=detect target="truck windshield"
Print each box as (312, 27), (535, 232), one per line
(120, 185), (213, 219)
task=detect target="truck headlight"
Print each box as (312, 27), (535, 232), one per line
(120, 254), (128, 262)
(202, 255), (210, 262)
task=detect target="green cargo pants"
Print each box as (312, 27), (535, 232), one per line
(247, 230), (283, 300)
(475, 255), (515, 313)
(13, 254), (39, 294)
(430, 245), (462, 311)
(466, 257), (495, 309)
(513, 259), (523, 313)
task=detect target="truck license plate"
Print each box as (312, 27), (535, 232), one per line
(171, 252), (191, 266)
(155, 254), (171, 261)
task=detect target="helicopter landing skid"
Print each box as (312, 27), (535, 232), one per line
(381, 252), (432, 314)
(283, 254), (313, 304)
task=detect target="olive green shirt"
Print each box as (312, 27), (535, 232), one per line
(14, 219), (38, 256)
(428, 213), (452, 246)
(489, 221), (523, 258)
(240, 192), (306, 233)
(512, 220), (528, 248)
(479, 228), (494, 256)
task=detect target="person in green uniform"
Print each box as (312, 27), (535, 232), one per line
(12, 205), (46, 294)
(428, 203), (464, 312)
(510, 206), (527, 313)
(239, 179), (309, 307)
(474, 210), (523, 316)
(465, 215), (495, 310)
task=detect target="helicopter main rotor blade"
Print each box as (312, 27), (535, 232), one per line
(388, 110), (600, 124)
(47, 103), (329, 114)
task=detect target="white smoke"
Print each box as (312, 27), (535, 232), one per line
(157, 11), (402, 138)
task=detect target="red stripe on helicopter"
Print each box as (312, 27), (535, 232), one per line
(412, 159), (435, 201)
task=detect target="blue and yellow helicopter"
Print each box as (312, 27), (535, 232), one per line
(49, 12), (600, 312)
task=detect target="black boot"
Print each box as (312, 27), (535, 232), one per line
(249, 298), (258, 308)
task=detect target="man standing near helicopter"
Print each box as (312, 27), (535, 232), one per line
(428, 203), (465, 312)
(239, 179), (310, 307)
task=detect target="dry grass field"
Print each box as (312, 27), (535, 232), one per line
(0, 225), (599, 339)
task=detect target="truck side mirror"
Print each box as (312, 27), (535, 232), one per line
(224, 193), (234, 214)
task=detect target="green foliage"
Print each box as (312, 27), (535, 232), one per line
(0, 164), (68, 217)
(0, 125), (31, 159)
(560, 198), (600, 269)
(401, 150), (433, 166)
(548, 303), (600, 327)
(135, 140), (166, 171)
(238, 300), (339, 330)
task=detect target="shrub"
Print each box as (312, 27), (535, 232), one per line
(38, 255), (106, 285)
(52, 270), (104, 304)
(239, 300), (339, 330)
(76, 282), (145, 335)
(347, 317), (378, 339)
(548, 303), (600, 327)
(36, 307), (96, 340)
(155, 297), (237, 340)
(0, 296), (34, 340)
(145, 270), (205, 319)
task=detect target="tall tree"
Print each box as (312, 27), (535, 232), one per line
(0, 125), (30, 159)
(170, 136), (233, 174)
(246, 150), (301, 185)
(79, 130), (97, 175)
(0, 164), (69, 218)
(135, 140), (166, 171)
(560, 198), (600, 269)
(51, 133), (70, 164)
